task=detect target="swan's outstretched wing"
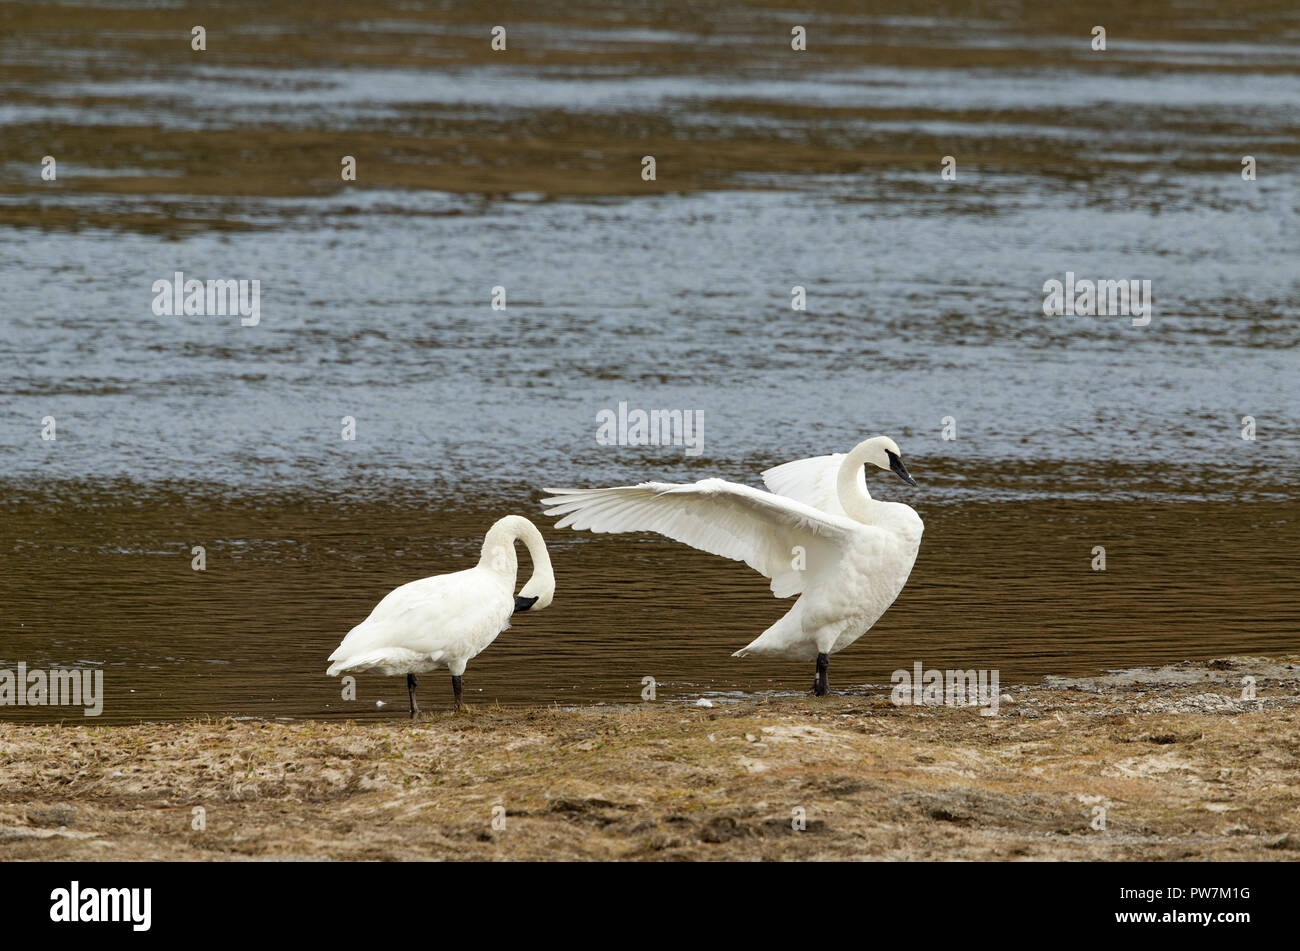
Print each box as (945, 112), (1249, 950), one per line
(760, 454), (867, 517)
(541, 479), (857, 598)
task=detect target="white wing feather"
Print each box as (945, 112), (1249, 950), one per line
(760, 454), (866, 516)
(541, 479), (856, 598)
(326, 569), (510, 674)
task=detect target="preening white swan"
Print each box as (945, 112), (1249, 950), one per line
(326, 515), (555, 716)
(542, 436), (922, 695)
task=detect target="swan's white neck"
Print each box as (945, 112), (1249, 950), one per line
(836, 438), (889, 524)
(479, 515), (555, 609)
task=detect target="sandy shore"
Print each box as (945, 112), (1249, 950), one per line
(2, 657), (1297, 861)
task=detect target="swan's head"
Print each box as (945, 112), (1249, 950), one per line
(513, 523), (555, 612)
(514, 574), (554, 613)
(860, 436), (917, 487)
(483, 515), (556, 613)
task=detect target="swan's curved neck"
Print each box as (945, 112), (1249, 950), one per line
(836, 440), (881, 523)
(480, 515), (555, 608)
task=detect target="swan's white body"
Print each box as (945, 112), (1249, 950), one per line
(542, 437), (922, 663)
(326, 515), (554, 680)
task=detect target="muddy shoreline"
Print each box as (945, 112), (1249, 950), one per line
(2, 657), (1296, 861)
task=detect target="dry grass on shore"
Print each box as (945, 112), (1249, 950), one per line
(2, 657), (1298, 861)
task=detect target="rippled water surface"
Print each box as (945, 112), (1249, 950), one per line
(0, 1), (1296, 722)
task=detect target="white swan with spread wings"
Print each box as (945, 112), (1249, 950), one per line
(541, 436), (922, 695)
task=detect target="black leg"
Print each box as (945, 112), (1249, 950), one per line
(451, 674), (464, 710)
(813, 653), (829, 696)
(407, 673), (420, 719)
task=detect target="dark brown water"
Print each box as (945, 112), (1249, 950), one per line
(1, 477), (1296, 724)
(0, 1), (1297, 722)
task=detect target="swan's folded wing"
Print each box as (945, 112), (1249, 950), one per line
(760, 453), (866, 516)
(329, 571), (506, 662)
(541, 479), (856, 598)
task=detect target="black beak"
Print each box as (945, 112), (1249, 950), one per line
(885, 450), (917, 487)
(514, 595), (539, 614)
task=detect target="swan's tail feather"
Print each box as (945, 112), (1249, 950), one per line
(326, 646), (438, 677)
(732, 602), (810, 661)
(326, 652), (370, 677)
